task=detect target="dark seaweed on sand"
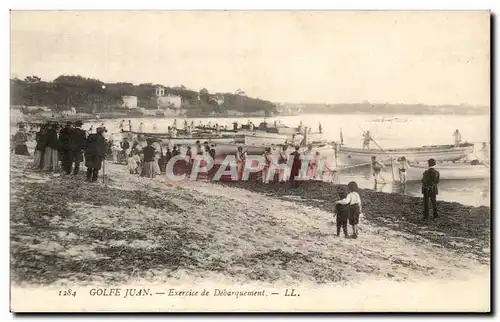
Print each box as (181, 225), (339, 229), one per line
(218, 181), (490, 262)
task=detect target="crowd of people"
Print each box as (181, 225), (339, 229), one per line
(12, 121), (108, 181)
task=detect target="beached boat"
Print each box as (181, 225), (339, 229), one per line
(390, 161), (490, 182)
(234, 130), (289, 145)
(336, 143), (475, 166)
(120, 130), (234, 143)
(212, 143), (268, 156)
(213, 142), (337, 158)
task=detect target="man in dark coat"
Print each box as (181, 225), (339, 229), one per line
(42, 123), (60, 172)
(421, 158), (440, 219)
(289, 145), (302, 188)
(85, 127), (106, 182)
(13, 123), (29, 156)
(32, 124), (48, 169)
(59, 121), (75, 174)
(72, 120), (87, 175)
(120, 138), (130, 160)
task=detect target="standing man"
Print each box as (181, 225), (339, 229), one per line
(72, 120), (87, 175)
(362, 131), (372, 149)
(43, 123), (60, 172)
(421, 158), (440, 219)
(85, 127), (106, 182)
(289, 145), (302, 188)
(121, 137), (131, 161)
(453, 129), (462, 147)
(32, 124), (47, 169)
(13, 123), (29, 156)
(59, 121), (75, 175)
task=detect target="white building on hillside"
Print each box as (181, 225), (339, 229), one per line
(157, 95), (182, 109)
(156, 86), (184, 116)
(122, 96), (138, 109)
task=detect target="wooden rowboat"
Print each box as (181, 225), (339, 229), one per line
(390, 161), (490, 182)
(336, 143), (475, 166)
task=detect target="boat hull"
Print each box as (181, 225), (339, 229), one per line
(234, 130), (289, 145)
(337, 143), (475, 166)
(119, 130), (234, 145)
(391, 162), (490, 182)
(213, 143), (337, 159)
(213, 143), (267, 156)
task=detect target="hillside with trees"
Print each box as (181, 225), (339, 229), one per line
(10, 75), (277, 115)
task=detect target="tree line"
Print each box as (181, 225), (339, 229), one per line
(10, 75), (277, 115)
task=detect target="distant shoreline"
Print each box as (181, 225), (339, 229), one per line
(16, 110), (489, 124)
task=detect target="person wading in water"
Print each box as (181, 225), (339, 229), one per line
(371, 156), (386, 185)
(397, 156), (409, 184)
(421, 158), (440, 220)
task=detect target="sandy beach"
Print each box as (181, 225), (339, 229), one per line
(10, 153), (490, 311)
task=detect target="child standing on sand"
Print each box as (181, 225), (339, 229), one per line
(335, 181), (362, 238)
(333, 188), (350, 238)
(128, 150), (141, 174)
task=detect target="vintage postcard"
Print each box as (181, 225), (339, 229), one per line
(9, 10), (490, 312)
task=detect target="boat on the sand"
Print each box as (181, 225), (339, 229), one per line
(119, 130), (234, 145)
(390, 161), (490, 182)
(336, 143), (475, 166)
(213, 142), (337, 158)
(234, 130), (290, 145)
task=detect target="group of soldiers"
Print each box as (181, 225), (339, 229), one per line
(13, 121), (108, 182)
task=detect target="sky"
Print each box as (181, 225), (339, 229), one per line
(10, 11), (490, 105)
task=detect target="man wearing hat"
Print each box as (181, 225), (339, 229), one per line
(13, 123), (29, 156)
(72, 120), (87, 175)
(421, 158), (440, 219)
(85, 127), (106, 182)
(59, 121), (75, 175)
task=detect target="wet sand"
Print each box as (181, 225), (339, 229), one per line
(10, 154), (490, 311)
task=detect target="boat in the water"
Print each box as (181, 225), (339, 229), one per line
(390, 161), (490, 182)
(336, 143), (475, 166)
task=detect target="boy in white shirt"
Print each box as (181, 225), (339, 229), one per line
(335, 181), (362, 238)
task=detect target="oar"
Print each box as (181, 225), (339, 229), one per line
(102, 158), (106, 184)
(335, 156), (393, 172)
